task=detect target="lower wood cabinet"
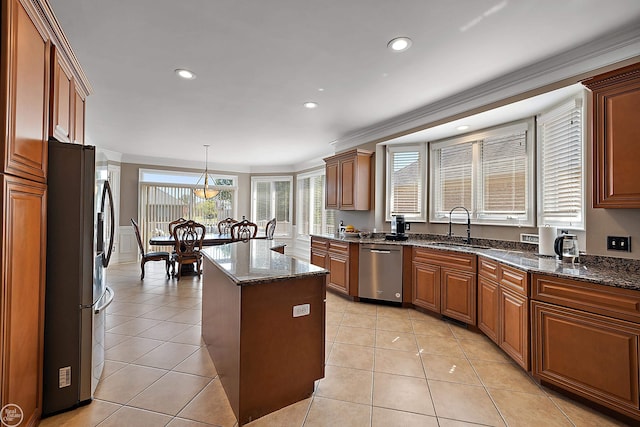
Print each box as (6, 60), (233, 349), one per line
(412, 247), (476, 325)
(310, 237), (358, 297)
(532, 300), (640, 419)
(478, 257), (529, 369)
(1, 174), (47, 427)
(531, 273), (640, 422)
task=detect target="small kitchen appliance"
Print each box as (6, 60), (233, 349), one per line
(386, 214), (408, 241)
(554, 233), (580, 263)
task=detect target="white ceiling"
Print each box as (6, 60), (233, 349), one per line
(48, 0), (640, 172)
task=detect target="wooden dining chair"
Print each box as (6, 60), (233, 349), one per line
(168, 217), (187, 235)
(230, 219), (258, 241)
(265, 217), (277, 239)
(217, 217), (238, 235)
(131, 218), (171, 279)
(172, 220), (206, 280)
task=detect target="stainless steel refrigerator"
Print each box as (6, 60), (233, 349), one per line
(43, 140), (115, 415)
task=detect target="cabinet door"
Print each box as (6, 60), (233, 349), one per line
(325, 160), (339, 209)
(499, 287), (528, 370)
(50, 47), (73, 143)
(73, 88), (85, 145)
(327, 253), (349, 295)
(339, 157), (355, 209)
(2, 0), (50, 182)
(478, 276), (499, 343)
(585, 63), (640, 208)
(1, 174), (47, 426)
(532, 301), (640, 417)
(441, 268), (476, 325)
(412, 262), (440, 313)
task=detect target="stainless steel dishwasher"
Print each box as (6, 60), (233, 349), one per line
(359, 243), (403, 303)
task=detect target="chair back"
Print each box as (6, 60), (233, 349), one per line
(131, 218), (146, 256)
(168, 217), (187, 235)
(265, 217), (277, 240)
(172, 220), (206, 256)
(230, 219), (258, 241)
(217, 217), (238, 235)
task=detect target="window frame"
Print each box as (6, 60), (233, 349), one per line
(296, 168), (335, 240)
(250, 175), (293, 238)
(536, 96), (585, 230)
(429, 120), (535, 226)
(385, 144), (427, 222)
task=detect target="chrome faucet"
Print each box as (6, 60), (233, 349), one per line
(448, 206), (471, 244)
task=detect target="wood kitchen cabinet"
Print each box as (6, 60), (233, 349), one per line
(412, 247), (476, 325)
(0, 174), (47, 427)
(531, 273), (640, 422)
(1, 0), (50, 183)
(583, 62), (640, 208)
(324, 149), (373, 210)
(310, 237), (358, 297)
(478, 257), (529, 369)
(50, 45), (88, 144)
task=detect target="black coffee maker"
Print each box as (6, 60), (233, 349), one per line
(386, 215), (408, 241)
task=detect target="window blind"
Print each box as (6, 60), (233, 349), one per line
(296, 171), (335, 237)
(437, 143), (473, 212)
(538, 99), (583, 228)
(389, 150), (422, 215)
(479, 131), (527, 215)
(251, 176), (293, 236)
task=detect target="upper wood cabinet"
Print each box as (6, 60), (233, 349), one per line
(324, 149), (373, 210)
(583, 62), (640, 208)
(50, 45), (87, 144)
(1, 0), (51, 182)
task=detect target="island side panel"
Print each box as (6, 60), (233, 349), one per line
(202, 259), (242, 419)
(238, 275), (326, 425)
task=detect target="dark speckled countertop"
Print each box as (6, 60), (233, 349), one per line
(201, 239), (327, 286)
(312, 233), (640, 291)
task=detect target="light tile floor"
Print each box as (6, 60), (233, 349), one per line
(40, 261), (633, 427)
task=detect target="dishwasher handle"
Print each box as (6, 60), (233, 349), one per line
(369, 249), (391, 254)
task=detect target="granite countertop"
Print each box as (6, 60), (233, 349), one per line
(201, 239), (328, 286)
(311, 233), (640, 291)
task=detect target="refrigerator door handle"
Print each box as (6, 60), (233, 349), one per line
(100, 180), (115, 268)
(94, 286), (115, 314)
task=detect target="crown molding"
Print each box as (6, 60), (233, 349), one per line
(335, 20), (640, 151)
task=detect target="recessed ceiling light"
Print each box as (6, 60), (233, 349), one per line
(303, 102), (318, 109)
(456, 125), (470, 131)
(318, 88), (325, 92)
(387, 37), (412, 52)
(175, 69), (196, 80)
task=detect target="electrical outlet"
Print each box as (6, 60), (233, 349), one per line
(607, 236), (631, 252)
(293, 303), (310, 317)
(405, 223), (410, 231)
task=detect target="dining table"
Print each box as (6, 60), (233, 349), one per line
(149, 232), (268, 248)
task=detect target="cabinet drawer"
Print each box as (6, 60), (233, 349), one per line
(311, 238), (328, 251)
(478, 257), (499, 281)
(501, 264), (528, 295)
(532, 274), (640, 323)
(413, 247), (476, 272)
(328, 240), (350, 254)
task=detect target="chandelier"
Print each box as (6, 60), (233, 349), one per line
(194, 145), (219, 199)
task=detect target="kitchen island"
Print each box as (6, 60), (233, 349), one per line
(200, 239), (327, 426)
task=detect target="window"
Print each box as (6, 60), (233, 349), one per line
(138, 169), (237, 252)
(251, 176), (293, 237)
(537, 97), (584, 229)
(386, 145), (426, 221)
(430, 121), (534, 226)
(297, 169), (336, 238)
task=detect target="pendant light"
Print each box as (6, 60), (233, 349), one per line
(194, 145), (219, 199)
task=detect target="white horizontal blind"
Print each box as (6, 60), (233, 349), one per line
(479, 131), (527, 216)
(297, 171), (335, 236)
(251, 176), (293, 236)
(388, 148), (422, 218)
(538, 99), (583, 228)
(436, 143), (473, 214)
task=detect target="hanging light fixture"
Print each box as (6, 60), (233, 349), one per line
(193, 145), (219, 199)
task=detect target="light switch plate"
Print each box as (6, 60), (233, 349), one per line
(607, 236), (631, 252)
